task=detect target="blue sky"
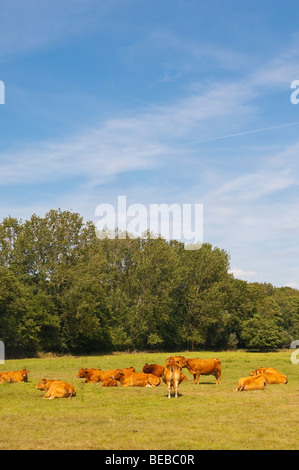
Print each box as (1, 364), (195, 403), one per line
(0, 0), (299, 288)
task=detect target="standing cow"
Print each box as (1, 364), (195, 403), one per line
(178, 357), (221, 385)
(162, 363), (182, 398)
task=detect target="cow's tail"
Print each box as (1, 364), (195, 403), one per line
(165, 363), (175, 381)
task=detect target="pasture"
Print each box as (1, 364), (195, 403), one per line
(0, 350), (299, 450)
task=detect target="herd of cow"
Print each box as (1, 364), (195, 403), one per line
(0, 355), (288, 399)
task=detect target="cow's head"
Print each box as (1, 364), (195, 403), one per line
(36, 378), (48, 390)
(21, 369), (29, 381)
(249, 368), (264, 376)
(175, 357), (187, 367)
(111, 369), (124, 380)
(77, 368), (87, 378)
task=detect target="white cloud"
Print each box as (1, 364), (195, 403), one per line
(285, 282), (299, 290)
(229, 268), (258, 279)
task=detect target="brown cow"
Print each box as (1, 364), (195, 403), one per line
(42, 380), (76, 399)
(142, 363), (165, 377)
(249, 367), (280, 376)
(162, 363), (183, 398)
(236, 375), (267, 391)
(77, 368), (117, 383)
(249, 367), (288, 384)
(77, 367), (135, 383)
(179, 357), (221, 384)
(112, 369), (160, 387)
(4, 369), (30, 383)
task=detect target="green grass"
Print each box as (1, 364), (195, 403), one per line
(0, 350), (299, 450)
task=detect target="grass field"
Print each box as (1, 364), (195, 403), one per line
(0, 350), (299, 450)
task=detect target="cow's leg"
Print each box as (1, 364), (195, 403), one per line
(196, 372), (200, 384)
(174, 380), (179, 398)
(167, 383), (172, 398)
(193, 374), (196, 384)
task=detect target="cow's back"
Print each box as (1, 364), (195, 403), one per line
(121, 371), (159, 387)
(44, 381), (76, 399)
(187, 358), (221, 374)
(0, 372), (12, 383)
(262, 372), (288, 384)
(142, 363), (164, 377)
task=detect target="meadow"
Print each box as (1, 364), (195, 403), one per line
(0, 350), (298, 450)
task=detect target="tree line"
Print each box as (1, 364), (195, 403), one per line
(0, 209), (298, 357)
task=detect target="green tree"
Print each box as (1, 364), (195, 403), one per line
(241, 313), (284, 351)
(124, 235), (182, 350)
(179, 243), (231, 350)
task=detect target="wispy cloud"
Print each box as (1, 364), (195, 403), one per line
(0, 78), (257, 187)
(0, 0), (114, 59)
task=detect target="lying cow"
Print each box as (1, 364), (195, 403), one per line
(162, 363), (182, 399)
(142, 363), (165, 377)
(3, 369), (30, 383)
(112, 369), (160, 387)
(249, 367), (280, 376)
(77, 367), (135, 383)
(236, 375), (267, 391)
(77, 368), (117, 383)
(41, 380), (76, 399)
(249, 367), (288, 384)
(178, 357), (221, 384)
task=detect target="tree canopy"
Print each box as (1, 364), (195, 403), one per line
(0, 209), (298, 356)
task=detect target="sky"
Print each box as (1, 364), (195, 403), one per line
(0, 0), (299, 288)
